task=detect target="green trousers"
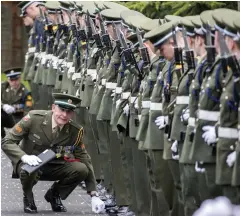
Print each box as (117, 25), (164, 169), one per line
(167, 160), (184, 216)
(95, 120), (113, 192)
(148, 150), (174, 216)
(18, 161), (89, 201)
(181, 164), (201, 216)
(197, 163), (223, 202)
(108, 128), (130, 206)
(83, 110), (102, 180)
(120, 135), (137, 211)
(131, 141), (151, 216)
(39, 84), (49, 110)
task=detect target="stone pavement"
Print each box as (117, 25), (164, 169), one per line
(1, 152), (108, 216)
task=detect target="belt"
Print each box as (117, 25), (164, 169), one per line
(28, 47), (36, 53)
(150, 102), (162, 111)
(87, 69), (96, 76)
(106, 82), (117, 89)
(198, 110), (220, 122)
(121, 92), (131, 100)
(218, 127), (238, 139)
(72, 73), (81, 81)
(142, 101), (151, 109)
(115, 87), (122, 94)
(67, 62), (73, 68)
(130, 97), (137, 103)
(101, 79), (106, 86)
(188, 117), (196, 127)
(176, 96), (189, 105)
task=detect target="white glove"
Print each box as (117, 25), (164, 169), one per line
(123, 104), (129, 116)
(111, 89), (115, 97)
(91, 196), (105, 214)
(180, 108), (190, 122)
(195, 161), (205, 173)
(3, 104), (16, 114)
(226, 151), (236, 167)
(171, 140), (179, 160)
(202, 125), (217, 145)
(21, 155), (42, 166)
(134, 98), (139, 109)
(116, 99), (121, 108)
(155, 116), (168, 129)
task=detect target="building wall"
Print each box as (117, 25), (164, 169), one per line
(1, 1), (27, 72)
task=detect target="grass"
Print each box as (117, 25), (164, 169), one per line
(1, 73), (31, 91)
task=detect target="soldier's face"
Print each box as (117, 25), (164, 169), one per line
(159, 40), (174, 61)
(8, 77), (21, 89)
(23, 16), (34, 26)
(52, 104), (74, 126)
(25, 3), (40, 19)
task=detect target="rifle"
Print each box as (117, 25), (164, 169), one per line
(89, 17), (103, 48)
(98, 13), (112, 50)
(112, 22), (122, 54)
(118, 29), (142, 79)
(172, 25), (184, 74)
(136, 28), (150, 66)
(85, 10), (93, 40)
(182, 26), (195, 82)
(205, 23), (216, 72)
(66, 10), (78, 38)
(43, 11), (54, 55)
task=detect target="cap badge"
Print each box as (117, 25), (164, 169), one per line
(68, 99), (72, 104)
(10, 70), (14, 74)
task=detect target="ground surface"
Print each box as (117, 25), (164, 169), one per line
(1, 152), (108, 216)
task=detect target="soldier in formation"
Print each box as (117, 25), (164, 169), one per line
(2, 1), (240, 215)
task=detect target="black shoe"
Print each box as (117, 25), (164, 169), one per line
(23, 195), (37, 214)
(44, 188), (67, 212)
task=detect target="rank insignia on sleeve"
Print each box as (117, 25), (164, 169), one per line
(23, 114), (30, 121)
(15, 124), (23, 133)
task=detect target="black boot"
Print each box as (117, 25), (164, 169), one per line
(23, 194), (37, 214)
(44, 187), (67, 212)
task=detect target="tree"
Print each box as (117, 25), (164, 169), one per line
(117, 1), (238, 19)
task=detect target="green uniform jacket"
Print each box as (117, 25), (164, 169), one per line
(23, 28), (35, 81)
(89, 50), (112, 115)
(1, 82), (33, 119)
(180, 55), (208, 164)
(97, 46), (121, 120)
(170, 61), (189, 144)
(190, 57), (223, 163)
(162, 60), (179, 160)
(54, 34), (70, 90)
(144, 59), (168, 150)
(216, 69), (238, 185)
(81, 42), (99, 107)
(1, 110), (96, 192)
(137, 56), (162, 150)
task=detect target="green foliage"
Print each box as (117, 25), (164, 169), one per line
(117, 1), (238, 19)
(1, 73), (30, 91)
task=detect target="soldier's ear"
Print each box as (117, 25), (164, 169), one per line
(52, 104), (56, 112)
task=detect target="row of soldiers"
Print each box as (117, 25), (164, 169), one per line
(15, 1), (240, 216)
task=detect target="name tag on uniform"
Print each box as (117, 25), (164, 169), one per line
(33, 134), (40, 139)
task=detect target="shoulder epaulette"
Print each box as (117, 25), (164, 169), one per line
(69, 120), (82, 129)
(29, 110), (50, 116)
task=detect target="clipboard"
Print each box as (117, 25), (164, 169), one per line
(21, 149), (56, 174)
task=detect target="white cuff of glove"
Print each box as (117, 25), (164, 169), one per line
(91, 196), (105, 213)
(226, 151), (236, 167)
(21, 155), (42, 166)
